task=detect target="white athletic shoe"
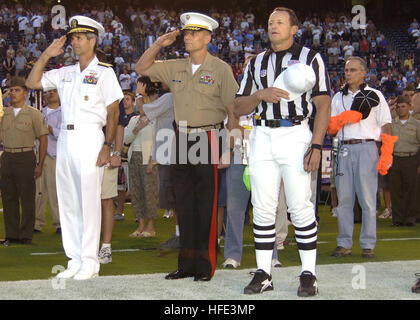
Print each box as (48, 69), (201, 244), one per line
(331, 207), (338, 218)
(163, 209), (174, 218)
(98, 246), (112, 264)
(222, 258), (241, 269)
(378, 208), (391, 219)
(56, 267), (79, 279)
(271, 258), (282, 268)
(73, 270), (99, 280)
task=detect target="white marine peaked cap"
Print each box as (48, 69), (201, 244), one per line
(180, 12), (219, 32)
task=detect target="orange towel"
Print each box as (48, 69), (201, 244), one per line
(327, 110), (362, 135)
(376, 133), (398, 176)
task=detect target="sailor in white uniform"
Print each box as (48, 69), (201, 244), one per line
(26, 15), (123, 280)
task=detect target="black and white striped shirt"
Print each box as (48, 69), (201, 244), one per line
(237, 42), (331, 120)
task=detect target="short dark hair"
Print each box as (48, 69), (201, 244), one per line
(271, 7), (299, 26)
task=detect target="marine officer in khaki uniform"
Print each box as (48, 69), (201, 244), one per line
(389, 95), (420, 227)
(0, 76), (48, 244)
(136, 12), (239, 281)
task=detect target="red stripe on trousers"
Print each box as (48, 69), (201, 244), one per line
(208, 131), (218, 276)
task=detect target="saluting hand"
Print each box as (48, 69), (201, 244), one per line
(44, 35), (67, 59)
(155, 30), (181, 48)
(256, 88), (290, 104)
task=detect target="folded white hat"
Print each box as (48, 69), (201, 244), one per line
(273, 62), (316, 101)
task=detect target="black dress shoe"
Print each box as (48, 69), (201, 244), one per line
(56, 228), (62, 234)
(165, 269), (194, 280)
(33, 229), (42, 233)
(193, 274), (212, 282)
(20, 239), (32, 245)
(391, 222), (403, 227)
(406, 222), (416, 227)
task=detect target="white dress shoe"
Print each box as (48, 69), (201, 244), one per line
(56, 267), (80, 279)
(73, 270), (99, 280)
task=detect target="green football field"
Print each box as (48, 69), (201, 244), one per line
(1, 203), (419, 282)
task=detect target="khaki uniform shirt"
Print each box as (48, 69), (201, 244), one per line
(392, 115), (420, 154)
(149, 53), (239, 127)
(0, 104), (48, 149)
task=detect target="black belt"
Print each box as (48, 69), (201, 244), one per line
(341, 139), (375, 145)
(253, 116), (305, 128)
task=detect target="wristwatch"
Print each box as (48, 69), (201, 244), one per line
(113, 151), (121, 157)
(103, 141), (114, 148)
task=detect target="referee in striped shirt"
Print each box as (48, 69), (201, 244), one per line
(234, 7), (331, 296)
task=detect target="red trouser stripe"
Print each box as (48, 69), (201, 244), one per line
(208, 131), (219, 276)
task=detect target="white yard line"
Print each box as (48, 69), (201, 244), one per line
(28, 238), (420, 256)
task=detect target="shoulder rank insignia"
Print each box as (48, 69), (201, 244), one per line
(98, 62), (113, 68)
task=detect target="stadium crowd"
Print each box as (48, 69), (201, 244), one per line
(0, 1), (419, 293)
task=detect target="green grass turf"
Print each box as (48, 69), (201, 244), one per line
(0, 203), (419, 281)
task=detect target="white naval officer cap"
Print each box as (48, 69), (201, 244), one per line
(273, 62), (316, 102)
(180, 12), (219, 32)
(68, 15), (105, 37)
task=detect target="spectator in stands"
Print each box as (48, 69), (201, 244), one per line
(343, 41), (355, 61)
(3, 51), (15, 76)
(14, 50), (26, 76)
(63, 47), (76, 66)
(208, 39), (218, 55)
(119, 67), (131, 91)
(360, 36), (369, 56)
(328, 41), (340, 65)
(382, 75), (398, 98)
(404, 56), (414, 71)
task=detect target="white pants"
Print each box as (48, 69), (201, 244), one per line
(249, 123), (314, 227)
(56, 126), (104, 274)
(249, 122), (317, 274)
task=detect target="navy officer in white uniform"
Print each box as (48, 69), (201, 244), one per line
(26, 16), (123, 280)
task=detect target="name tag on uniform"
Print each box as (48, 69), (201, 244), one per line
(199, 74), (214, 86)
